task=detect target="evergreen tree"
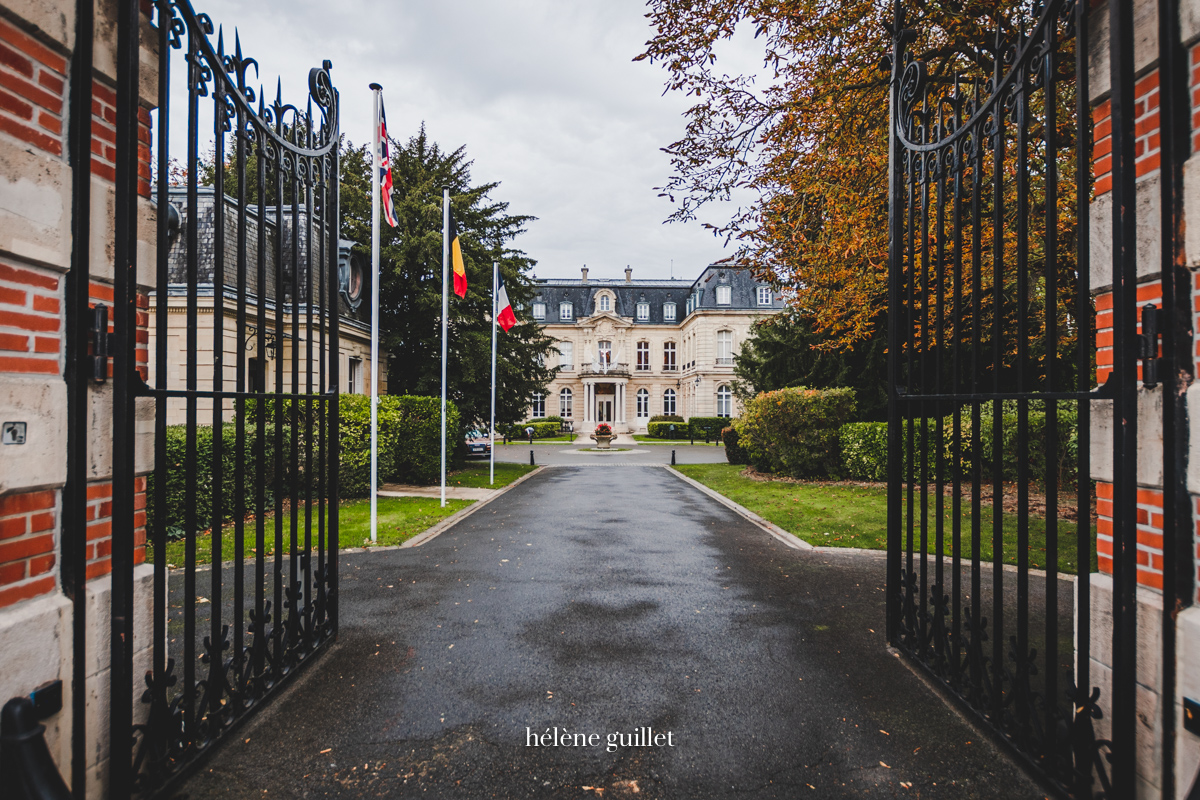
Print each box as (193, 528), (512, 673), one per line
(339, 126), (556, 431)
(734, 310), (887, 422)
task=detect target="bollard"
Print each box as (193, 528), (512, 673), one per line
(0, 696), (70, 800)
(530, 449), (535, 466)
(671, 449), (676, 466)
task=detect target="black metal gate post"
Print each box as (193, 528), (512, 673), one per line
(102, 1), (342, 795)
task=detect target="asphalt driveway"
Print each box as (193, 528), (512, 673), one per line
(171, 465), (1046, 799)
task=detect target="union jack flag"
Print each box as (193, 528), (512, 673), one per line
(379, 99), (398, 227)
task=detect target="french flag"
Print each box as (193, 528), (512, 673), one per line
(496, 273), (517, 332)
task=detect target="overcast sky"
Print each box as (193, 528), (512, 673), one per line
(169, 0), (762, 282)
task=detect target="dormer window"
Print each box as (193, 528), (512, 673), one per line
(599, 294), (611, 312)
(757, 287), (772, 306)
(560, 302), (573, 320)
(716, 285), (731, 305)
(663, 303), (676, 321)
(637, 302), (649, 320)
(533, 302), (546, 319)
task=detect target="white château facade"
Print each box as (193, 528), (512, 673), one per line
(527, 265), (784, 432)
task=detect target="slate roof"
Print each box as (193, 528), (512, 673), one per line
(532, 265), (782, 325)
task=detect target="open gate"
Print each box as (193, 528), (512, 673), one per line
(101, 1), (342, 795)
(885, 0), (1192, 796)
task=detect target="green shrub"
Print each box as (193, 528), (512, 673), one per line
(723, 426), (749, 465)
(646, 421), (689, 439)
(736, 386), (857, 478)
(147, 423), (292, 540)
(839, 422), (888, 480)
(502, 421), (561, 439)
(688, 416), (729, 440)
(838, 405), (1081, 486)
(534, 415), (563, 426)
(649, 414), (684, 424)
(338, 394), (460, 495)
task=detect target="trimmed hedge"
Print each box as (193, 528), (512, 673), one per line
(501, 421), (561, 439)
(649, 414), (684, 424)
(723, 426), (749, 465)
(688, 416), (729, 440)
(148, 394), (458, 538)
(338, 394), (459, 495)
(646, 421), (689, 439)
(736, 386), (857, 478)
(837, 406), (1081, 485)
(147, 423), (293, 540)
(839, 422), (888, 481)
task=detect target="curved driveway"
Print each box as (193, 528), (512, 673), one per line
(174, 465), (1044, 799)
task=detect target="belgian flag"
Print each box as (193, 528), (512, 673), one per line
(449, 213), (467, 298)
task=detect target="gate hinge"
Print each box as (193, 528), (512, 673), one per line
(88, 304), (115, 383)
(1138, 303), (1161, 389)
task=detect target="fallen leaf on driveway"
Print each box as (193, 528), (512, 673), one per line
(880, 761), (890, 768)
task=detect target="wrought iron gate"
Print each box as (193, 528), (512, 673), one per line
(885, 0), (1191, 796)
(105, 1), (341, 795)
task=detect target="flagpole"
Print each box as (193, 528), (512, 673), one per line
(440, 189), (449, 507)
(369, 83), (382, 543)
(490, 261), (497, 486)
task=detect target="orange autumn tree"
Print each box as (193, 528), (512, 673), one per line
(637, 0), (1083, 378)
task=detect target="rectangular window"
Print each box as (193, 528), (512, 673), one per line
(757, 287), (772, 306)
(716, 331), (733, 365)
(531, 392), (545, 418)
(636, 302), (649, 320)
(560, 302), (573, 320)
(663, 342), (676, 371)
(716, 285), (732, 305)
(598, 340), (611, 365)
(663, 389), (676, 416)
(663, 303), (676, 321)
(533, 302), (546, 319)
(636, 341), (649, 371)
(560, 390), (573, 418)
(558, 341), (573, 370)
(348, 358), (362, 394)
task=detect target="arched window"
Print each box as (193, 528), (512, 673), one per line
(560, 387), (573, 418)
(531, 392), (545, 418)
(599, 294), (611, 312)
(597, 340), (611, 365)
(636, 388), (649, 418)
(716, 385), (732, 417)
(663, 389), (676, 416)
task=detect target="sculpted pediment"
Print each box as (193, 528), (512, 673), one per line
(577, 311), (633, 332)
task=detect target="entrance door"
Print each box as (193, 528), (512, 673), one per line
(597, 399), (613, 422)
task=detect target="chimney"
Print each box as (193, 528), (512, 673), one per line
(625, 265), (632, 283)
(581, 265), (589, 283)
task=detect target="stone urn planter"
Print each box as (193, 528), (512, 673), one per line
(590, 424), (614, 450)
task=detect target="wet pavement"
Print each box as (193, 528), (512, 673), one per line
(171, 465), (1046, 799)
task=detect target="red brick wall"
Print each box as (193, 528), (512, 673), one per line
(1092, 71), (1162, 198)
(0, 16), (66, 157)
(83, 479), (147, 580)
(92, 80), (153, 198)
(0, 488), (57, 608)
(0, 260), (61, 374)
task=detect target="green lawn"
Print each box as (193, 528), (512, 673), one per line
(148, 495), (473, 566)
(674, 464), (1096, 574)
(447, 461), (537, 488)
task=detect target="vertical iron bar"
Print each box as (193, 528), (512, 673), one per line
(970, 76), (984, 706)
(1073, 0), (1094, 788)
(1015, 51), (1031, 745)
(886, 16), (904, 644)
(919, 96), (931, 653)
(182, 20), (200, 742)
(1107, 0), (1138, 788)
(233, 42), (248, 700)
(273, 123), (285, 676)
(209, 46), (227, 717)
(990, 38), (1006, 725)
(64, 0), (94, 794)
(934, 100), (948, 669)
(950, 78), (964, 689)
(304, 141), (315, 645)
(252, 108), (267, 681)
(108, 0), (141, 794)
(290, 137), (301, 656)
(1157, 0), (1193, 794)
(329, 137), (341, 636)
(1042, 24), (1061, 756)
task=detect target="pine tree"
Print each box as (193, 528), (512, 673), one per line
(339, 125), (557, 431)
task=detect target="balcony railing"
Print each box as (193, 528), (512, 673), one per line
(580, 361), (630, 377)
(716, 357), (734, 366)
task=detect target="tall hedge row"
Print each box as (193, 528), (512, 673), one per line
(735, 387), (857, 478)
(148, 394), (458, 538)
